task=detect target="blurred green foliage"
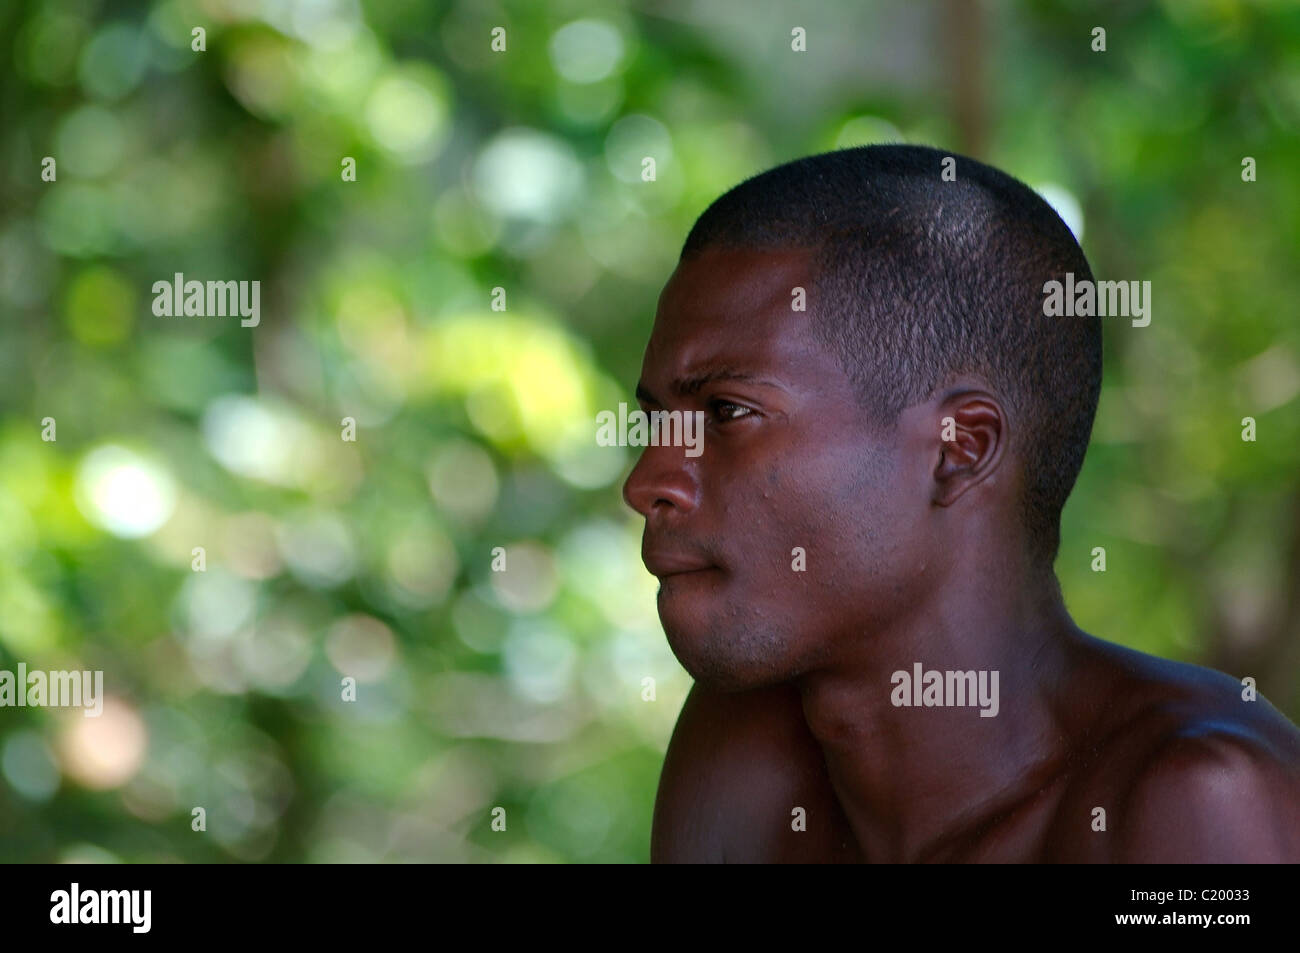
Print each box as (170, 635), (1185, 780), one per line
(0, 0), (1297, 862)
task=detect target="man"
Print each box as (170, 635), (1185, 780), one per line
(623, 144), (1300, 863)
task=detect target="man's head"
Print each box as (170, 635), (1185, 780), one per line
(623, 144), (1101, 690)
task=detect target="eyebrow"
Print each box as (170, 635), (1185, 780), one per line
(635, 367), (783, 405)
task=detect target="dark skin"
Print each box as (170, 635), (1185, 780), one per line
(624, 245), (1300, 863)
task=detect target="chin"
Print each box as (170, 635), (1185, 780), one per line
(658, 596), (799, 692)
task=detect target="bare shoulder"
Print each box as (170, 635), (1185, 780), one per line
(1048, 637), (1300, 862)
(1112, 723), (1300, 861)
(651, 680), (860, 863)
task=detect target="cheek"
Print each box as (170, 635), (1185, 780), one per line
(791, 446), (904, 577)
(734, 450), (878, 584)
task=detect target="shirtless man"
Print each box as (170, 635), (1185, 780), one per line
(622, 145), (1300, 863)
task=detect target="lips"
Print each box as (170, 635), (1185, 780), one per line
(642, 546), (717, 579)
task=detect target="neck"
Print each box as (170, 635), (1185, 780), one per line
(795, 556), (1080, 861)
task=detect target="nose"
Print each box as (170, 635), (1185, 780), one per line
(622, 442), (699, 518)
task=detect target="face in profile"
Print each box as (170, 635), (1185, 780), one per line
(622, 245), (936, 692)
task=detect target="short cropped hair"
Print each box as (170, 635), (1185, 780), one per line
(680, 144), (1102, 563)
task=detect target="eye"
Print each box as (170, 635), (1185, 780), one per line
(709, 399), (754, 423)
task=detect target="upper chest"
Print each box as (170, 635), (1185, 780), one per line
(759, 756), (1092, 863)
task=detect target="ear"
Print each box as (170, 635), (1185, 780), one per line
(932, 391), (1006, 507)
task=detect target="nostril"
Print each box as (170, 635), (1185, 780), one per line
(621, 448), (697, 516)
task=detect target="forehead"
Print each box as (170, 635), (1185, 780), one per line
(644, 245), (832, 382)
